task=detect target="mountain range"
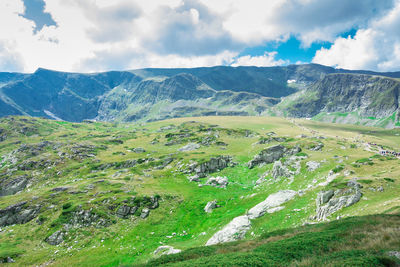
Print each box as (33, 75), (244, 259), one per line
(1, 64), (400, 127)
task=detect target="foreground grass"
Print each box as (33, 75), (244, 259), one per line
(138, 214), (400, 267)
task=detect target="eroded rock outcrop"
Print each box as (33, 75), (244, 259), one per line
(206, 190), (298, 246)
(205, 215), (251, 246)
(306, 161), (321, 172)
(203, 176), (229, 188)
(154, 245), (181, 256)
(248, 145), (301, 168)
(178, 143), (200, 152)
(0, 175), (29, 196)
(0, 201), (41, 227)
(187, 156), (236, 179)
(314, 181), (362, 221)
(248, 190), (297, 219)
(46, 230), (64, 245)
(204, 200), (219, 213)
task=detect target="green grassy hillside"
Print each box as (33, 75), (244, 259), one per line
(0, 116), (399, 266)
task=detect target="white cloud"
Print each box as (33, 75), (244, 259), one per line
(231, 52), (288, 67)
(313, 0), (400, 71)
(0, 0), (398, 72)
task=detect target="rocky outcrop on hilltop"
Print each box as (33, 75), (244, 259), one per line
(186, 156), (236, 180)
(248, 145), (301, 168)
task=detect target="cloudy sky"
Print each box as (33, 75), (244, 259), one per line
(1, 0), (400, 73)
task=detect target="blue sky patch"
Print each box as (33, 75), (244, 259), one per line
(238, 36), (333, 64)
(21, 0), (57, 33)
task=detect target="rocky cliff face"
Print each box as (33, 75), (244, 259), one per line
(280, 73), (400, 127)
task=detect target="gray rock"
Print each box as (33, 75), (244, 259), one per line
(46, 230), (64, 245)
(51, 187), (70, 192)
(66, 208), (112, 228)
(116, 205), (131, 218)
(387, 251), (400, 259)
(248, 190), (297, 219)
(204, 176), (229, 188)
(306, 161), (320, 172)
(149, 196), (159, 209)
(248, 145), (301, 168)
(206, 190), (298, 246)
(154, 245), (181, 256)
(316, 190), (334, 206)
(188, 156), (236, 178)
(310, 143), (324, 151)
(133, 147), (146, 153)
(178, 143), (200, 152)
(0, 175), (29, 196)
(315, 183), (362, 221)
(0, 201), (41, 227)
(272, 161), (291, 179)
(204, 201), (218, 213)
(205, 215), (251, 246)
(140, 208), (150, 219)
(255, 177), (266, 186)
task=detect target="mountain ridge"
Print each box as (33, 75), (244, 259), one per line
(1, 64), (400, 127)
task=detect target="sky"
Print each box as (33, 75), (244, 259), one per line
(1, 0), (400, 73)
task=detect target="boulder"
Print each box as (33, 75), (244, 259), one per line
(248, 145), (301, 168)
(306, 161), (320, 172)
(387, 251), (400, 260)
(116, 205), (132, 218)
(272, 161), (291, 179)
(204, 200), (218, 213)
(248, 190), (297, 219)
(315, 183), (362, 221)
(309, 143), (324, 151)
(188, 156), (236, 178)
(154, 245), (181, 256)
(149, 196), (159, 209)
(178, 143), (200, 152)
(205, 215), (251, 246)
(133, 147), (146, 153)
(140, 208), (150, 219)
(46, 230), (64, 245)
(204, 176), (229, 188)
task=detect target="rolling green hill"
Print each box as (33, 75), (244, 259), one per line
(0, 116), (399, 266)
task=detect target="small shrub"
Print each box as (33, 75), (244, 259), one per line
(296, 152), (308, 157)
(332, 165), (345, 173)
(384, 177), (395, 183)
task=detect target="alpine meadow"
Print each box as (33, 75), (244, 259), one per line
(1, 0), (400, 266)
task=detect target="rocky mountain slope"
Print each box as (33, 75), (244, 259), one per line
(277, 73), (400, 128)
(0, 64), (400, 128)
(0, 116), (399, 265)
(0, 66), (296, 122)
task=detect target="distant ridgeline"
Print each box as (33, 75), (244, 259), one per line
(0, 64), (399, 127)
